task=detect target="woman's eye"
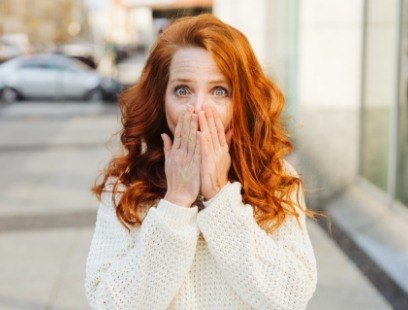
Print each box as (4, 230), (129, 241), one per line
(214, 87), (228, 97)
(175, 86), (189, 96)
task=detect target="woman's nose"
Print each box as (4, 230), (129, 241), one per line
(193, 93), (206, 112)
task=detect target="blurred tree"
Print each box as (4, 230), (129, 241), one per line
(0, 0), (91, 52)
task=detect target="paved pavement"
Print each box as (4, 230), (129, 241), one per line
(0, 102), (393, 309)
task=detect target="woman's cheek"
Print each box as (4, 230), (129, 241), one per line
(166, 103), (185, 134)
(165, 106), (176, 134)
(211, 102), (232, 129)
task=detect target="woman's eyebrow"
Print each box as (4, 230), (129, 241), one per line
(170, 78), (191, 83)
(170, 77), (229, 85)
(209, 79), (229, 85)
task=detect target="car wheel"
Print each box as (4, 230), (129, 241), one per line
(1, 87), (19, 103)
(86, 88), (103, 102)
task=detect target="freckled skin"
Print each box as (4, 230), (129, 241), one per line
(164, 47), (233, 133)
(162, 47), (234, 206)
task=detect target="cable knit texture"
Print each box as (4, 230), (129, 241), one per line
(85, 160), (318, 309)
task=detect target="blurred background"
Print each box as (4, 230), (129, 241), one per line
(0, 0), (407, 309)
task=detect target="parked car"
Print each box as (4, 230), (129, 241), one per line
(0, 53), (123, 103)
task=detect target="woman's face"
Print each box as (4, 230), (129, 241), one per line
(164, 47), (233, 134)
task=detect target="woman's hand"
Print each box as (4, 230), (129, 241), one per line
(198, 104), (233, 200)
(161, 106), (201, 208)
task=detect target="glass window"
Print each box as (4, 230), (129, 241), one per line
(44, 55), (71, 71)
(18, 58), (45, 69)
(268, 0), (299, 119)
(360, 0), (400, 192)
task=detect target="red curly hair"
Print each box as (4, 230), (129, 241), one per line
(92, 13), (324, 234)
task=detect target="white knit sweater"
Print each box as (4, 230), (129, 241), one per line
(85, 160), (317, 309)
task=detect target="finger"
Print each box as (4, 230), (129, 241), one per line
(212, 107), (227, 147)
(187, 113), (198, 157)
(200, 131), (210, 156)
(225, 128), (233, 147)
(193, 131), (201, 164)
(173, 110), (185, 150)
(204, 104), (220, 149)
(161, 133), (172, 158)
(198, 110), (214, 151)
(180, 107), (192, 151)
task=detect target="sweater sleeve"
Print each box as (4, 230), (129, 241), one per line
(196, 164), (317, 310)
(85, 183), (200, 309)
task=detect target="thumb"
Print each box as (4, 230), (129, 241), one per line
(161, 133), (172, 157)
(225, 128), (233, 147)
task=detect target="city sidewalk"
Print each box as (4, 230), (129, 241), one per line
(0, 216), (392, 309)
(0, 102), (393, 309)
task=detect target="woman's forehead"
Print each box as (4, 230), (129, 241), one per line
(169, 49), (227, 82)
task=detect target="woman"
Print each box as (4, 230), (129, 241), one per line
(85, 13), (322, 310)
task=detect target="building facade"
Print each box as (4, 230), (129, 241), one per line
(214, 0), (408, 294)
(215, 0), (407, 211)
(0, 0), (90, 50)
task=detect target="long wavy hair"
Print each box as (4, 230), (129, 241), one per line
(92, 13), (326, 234)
